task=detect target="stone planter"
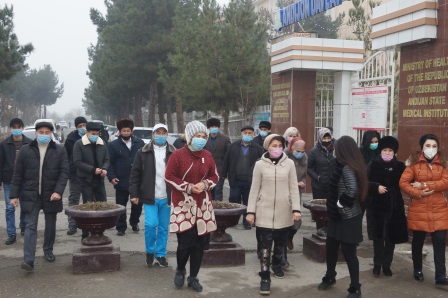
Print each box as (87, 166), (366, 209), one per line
(303, 199), (328, 237)
(65, 203), (126, 274)
(203, 202), (247, 266)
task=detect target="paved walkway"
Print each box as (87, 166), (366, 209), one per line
(0, 191), (447, 297)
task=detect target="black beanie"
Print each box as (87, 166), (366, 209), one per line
(419, 134), (439, 149)
(74, 116), (87, 128)
(378, 136), (399, 153)
(259, 121), (271, 130)
(206, 117), (221, 128)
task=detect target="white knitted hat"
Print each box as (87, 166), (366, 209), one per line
(185, 120), (208, 144)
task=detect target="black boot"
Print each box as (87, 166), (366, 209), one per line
(372, 265), (381, 277)
(318, 273), (336, 291)
(187, 276), (203, 292)
(259, 271), (271, 295)
(347, 285), (362, 298)
(174, 268), (186, 289)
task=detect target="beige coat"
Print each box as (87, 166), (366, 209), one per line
(247, 153), (301, 229)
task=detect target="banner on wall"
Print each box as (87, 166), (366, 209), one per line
(352, 85), (388, 131)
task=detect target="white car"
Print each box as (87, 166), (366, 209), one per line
(132, 127), (153, 144)
(104, 125), (117, 142)
(59, 121), (69, 129)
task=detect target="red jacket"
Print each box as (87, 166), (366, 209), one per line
(165, 146), (218, 235)
(399, 153), (448, 232)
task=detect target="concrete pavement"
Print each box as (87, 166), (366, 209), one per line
(1, 189), (447, 297)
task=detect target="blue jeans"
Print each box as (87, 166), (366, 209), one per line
(3, 183), (26, 237)
(144, 198), (170, 257)
(229, 179), (251, 226)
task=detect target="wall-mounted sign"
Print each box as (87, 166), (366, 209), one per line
(352, 85), (388, 131)
(276, 0), (343, 31)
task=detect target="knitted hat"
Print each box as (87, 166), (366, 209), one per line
(185, 120), (208, 144)
(35, 121), (54, 131)
(116, 118), (134, 131)
(86, 122), (101, 131)
(74, 116), (87, 128)
(289, 137), (306, 151)
(259, 121), (271, 130)
(318, 127), (332, 141)
(263, 134), (280, 150)
(378, 136), (399, 153)
(206, 117), (221, 128)
(419, 134), (439, 149)
(10, 118), (24, 128)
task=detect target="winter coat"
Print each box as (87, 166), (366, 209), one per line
(284, 148), (307, 194)
(221, 140), (264, 186)
(129, 142), (175, 205)
(360, 130), (381, 166)
(253, 133), (271, 150)
(165, 146), (219, 235)
(73, 135), (110, 183)
(64, 130), (82, 178)
(204, 132), (231, 174)
(367, 157), (408, 243)
(399, 153), (448, 232)
(0, 134), (32, 184)
(327, 161), (362, 221)
(173, 136), (186, 149)
(247, 153), (301, 230)
(107, 136), (144, 191)
(10, 140), (69, 214)
(307, 142), (336, 199)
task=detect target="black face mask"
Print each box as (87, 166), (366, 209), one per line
(321, 141), (331, 147)
(122, 135), (131, 141)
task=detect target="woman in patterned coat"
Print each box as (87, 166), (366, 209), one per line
(165, 120), (218, 293)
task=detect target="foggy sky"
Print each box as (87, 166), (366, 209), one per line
(5, 0), (229, 116)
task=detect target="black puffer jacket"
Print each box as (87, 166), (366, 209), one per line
(10, 140), (69, 214)
(307, 142), (336, 199)
(0, 134), (32, 184)
(129, 142), (175, 205)
(366, 157), (407, 242)
(73, 135), (110, 182)
(360, 130), (380, 166)
(64, 130), (82, 178)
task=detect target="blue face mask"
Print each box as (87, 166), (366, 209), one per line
(259, 131), (268, 138)
(191, 138), (207, 150)
(242, 135), (253, 143)
(370, 143), (378, 150)
(293, 152), (305, 159)
(154, 135), (167, 146)
(11, 129), (23, 137)
(89, 135), (99, 143)
(78, 128), (86, 136)
(209, 128), (219, 134)
(37, 134), (51, 144)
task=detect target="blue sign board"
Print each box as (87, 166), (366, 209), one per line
(277, 0), (343, 31)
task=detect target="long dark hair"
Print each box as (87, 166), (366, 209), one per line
(335, 136), (368, 201)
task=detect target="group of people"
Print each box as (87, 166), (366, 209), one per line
(1, 116), (447, 296)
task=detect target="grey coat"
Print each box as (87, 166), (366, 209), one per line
(73, 135), (110, 182)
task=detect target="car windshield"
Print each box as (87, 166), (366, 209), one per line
(133, 129), (152, 139)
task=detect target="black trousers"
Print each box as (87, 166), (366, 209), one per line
(373, 239), (395, 268)
(282, 227), (298, 262)
(326, 236), (360, 289)
(115, 189), (143, 232)
(257, 228), (288, 274)
(80, 177), (107, 237)
(412, 230), (447, 280)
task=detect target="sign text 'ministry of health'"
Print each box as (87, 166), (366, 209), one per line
(279, 0), (343, 31)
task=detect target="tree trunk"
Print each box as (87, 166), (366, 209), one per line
(223, 109), (229, 136)
(156, 82), (165, 124)
(166, 95), (173, 132)
(134, 95), (143, 127)
(175, 95), (184, 132)
(148, 82), (157, 127)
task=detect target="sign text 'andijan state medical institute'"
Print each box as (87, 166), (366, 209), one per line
(277, 0), (343, 31)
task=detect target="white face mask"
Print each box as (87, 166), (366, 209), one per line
(423, 148), (437, 159)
